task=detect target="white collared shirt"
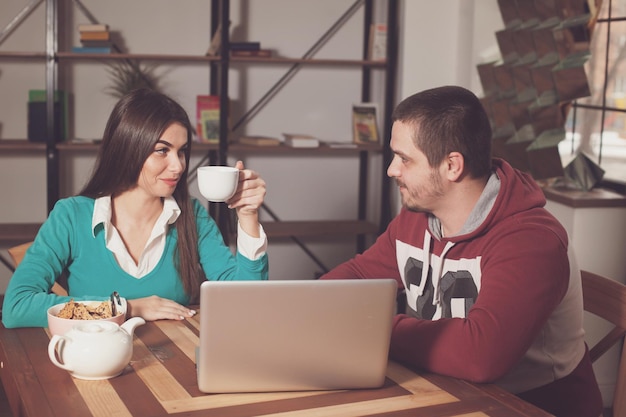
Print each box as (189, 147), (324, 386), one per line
(92, 196), (267, 278)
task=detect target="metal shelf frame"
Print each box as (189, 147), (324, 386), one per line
(0, 0), (399, 272)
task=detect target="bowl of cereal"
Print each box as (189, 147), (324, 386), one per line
(47, 299), (126, 336)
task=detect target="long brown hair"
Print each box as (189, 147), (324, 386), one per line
(80, 88), (202, 301)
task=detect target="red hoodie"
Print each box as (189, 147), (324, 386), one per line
(321, 159), (602, 417)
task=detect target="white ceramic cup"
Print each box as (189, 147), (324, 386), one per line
(197, 166), (239, 202)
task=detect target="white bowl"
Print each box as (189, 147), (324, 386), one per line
(47, 301), (126, 336)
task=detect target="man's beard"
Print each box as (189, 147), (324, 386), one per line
(398, 169), (443, 213)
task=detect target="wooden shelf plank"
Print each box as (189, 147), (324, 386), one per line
(0, 140), (46, 152)
(56, 52), (219, 62)
(0, 52), (46, 60)
(228, 143), (382, 154)
(19, 143), (382, 155)
(0, 221), (379, 245)
(0, 223), (41, 246)
(54, 141), (101, 151)
(542, 186), (626, 208)
(55, 141), (220, 153)
(263, 220), (379, 238)
(55, 52), (387, 67)
(229, 56), (388, 67)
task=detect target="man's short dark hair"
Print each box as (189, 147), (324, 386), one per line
(392, 85), (493, 179)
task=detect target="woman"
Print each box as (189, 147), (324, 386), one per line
(2, 88), (268, 328)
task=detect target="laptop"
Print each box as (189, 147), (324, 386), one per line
(196, 278), (397, 393)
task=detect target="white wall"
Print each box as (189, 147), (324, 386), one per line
(546, 200), (626, 406)
(0, 1), (503, 289)
(398, 0), (502, 100)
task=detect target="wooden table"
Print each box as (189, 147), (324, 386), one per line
(0, 315), (553, 417)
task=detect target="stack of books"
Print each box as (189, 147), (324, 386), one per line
(72, 23), (112, 54)
(230, 42), (271, 58)
(282, 133), (320, 148)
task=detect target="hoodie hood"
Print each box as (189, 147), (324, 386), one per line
(428, 158), (547, 242)
(411, 158), (551, 313)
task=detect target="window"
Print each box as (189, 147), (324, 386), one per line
(560, 0), (626, 190)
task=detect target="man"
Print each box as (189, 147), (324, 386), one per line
(321, 86), (602, 417)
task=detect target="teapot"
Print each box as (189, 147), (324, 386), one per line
(48, 317), (145, 380)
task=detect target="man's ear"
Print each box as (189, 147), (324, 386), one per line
(445, 152), (464, 182)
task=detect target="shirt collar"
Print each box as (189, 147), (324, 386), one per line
(92, 195), (181, 238)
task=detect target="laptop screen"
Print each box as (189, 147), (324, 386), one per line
(196, 278), (398, 393)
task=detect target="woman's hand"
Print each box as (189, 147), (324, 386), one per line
(126, 295), (196, 321)
(227, 160), (266, 238)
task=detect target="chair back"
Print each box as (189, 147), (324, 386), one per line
(7, 242), (31, 267)
(7, 242), (68, 297)
(581, 270), (626, 417)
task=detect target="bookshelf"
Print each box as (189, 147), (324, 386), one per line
(0, 0), (398, 267)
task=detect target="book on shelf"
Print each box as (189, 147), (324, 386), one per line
(196, 95), (221, 143)
(282, 133), (320, 148)
(368, 23), (387, 61)
(67, 138), (102, 144)
(323, 141), (358, 149)
(27, 89), (69, 142)
(230, 41), (261, 51)
(79, 40), (113, 48)
(352, 103), (380, 145)
(79, 30), (111, 41)
(77, 23), (108, 32)
(206, 22), (223, 56)
(236, 135), (281, 146)
(71, 46), (112, 54)
(231, 49), (272, 58)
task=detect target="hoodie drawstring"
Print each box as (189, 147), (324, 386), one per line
(432, 240), (455, 307)
(416, 232), (431, 297)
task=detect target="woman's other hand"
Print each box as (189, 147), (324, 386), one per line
(126, 295), (196, 321)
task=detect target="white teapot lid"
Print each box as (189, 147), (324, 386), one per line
(73, 321), (118, 334)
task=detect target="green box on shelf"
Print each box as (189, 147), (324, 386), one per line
(27, 89), (69, 142)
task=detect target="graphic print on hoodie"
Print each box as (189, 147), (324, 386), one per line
(396, 239), (481, 320)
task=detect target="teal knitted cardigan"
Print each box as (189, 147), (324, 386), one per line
(2, 196), (268, 328)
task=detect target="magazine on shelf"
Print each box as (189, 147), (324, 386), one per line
(352, 103), (379, 145)
(196, 95), (220, 143)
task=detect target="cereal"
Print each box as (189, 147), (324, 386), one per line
(56, 299), (115, 320)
